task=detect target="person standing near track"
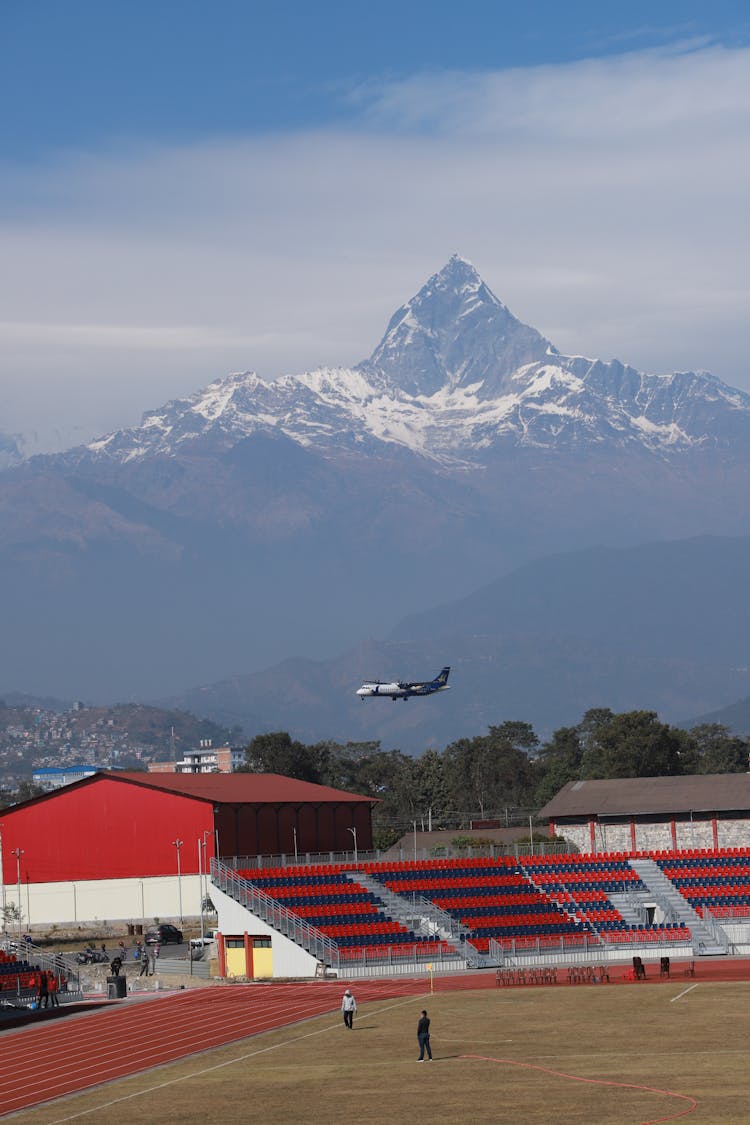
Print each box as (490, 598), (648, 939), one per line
(341, 988), (357, 1029)
(417, 1009), (432, 1061)
(37, 971), (49, 1010)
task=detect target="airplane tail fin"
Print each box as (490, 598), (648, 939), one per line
(435, 666), (450, 685)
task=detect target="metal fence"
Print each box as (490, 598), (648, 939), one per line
(225, 839), (573, 872)
(488, 931), (694, 967)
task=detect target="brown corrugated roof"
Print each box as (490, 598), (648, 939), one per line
(99, 771), (377, 805)
(538, 774), (750, 820)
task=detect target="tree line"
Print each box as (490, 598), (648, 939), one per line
(239, 712), (750, 847)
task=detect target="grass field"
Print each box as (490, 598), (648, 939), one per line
(12, 978), (750, 1124)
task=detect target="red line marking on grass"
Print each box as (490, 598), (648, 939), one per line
(461, 1054), (698, 1124)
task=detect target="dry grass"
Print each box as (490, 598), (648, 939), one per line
(15, 979), (750, 1124)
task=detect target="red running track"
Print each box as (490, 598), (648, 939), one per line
(0, 977), (435, 1117)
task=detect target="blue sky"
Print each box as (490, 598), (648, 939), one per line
(2, 1), (749, 450)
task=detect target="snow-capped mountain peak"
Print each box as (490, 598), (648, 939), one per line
(362, 255), (553, 398)
(69, 257), (750, 468)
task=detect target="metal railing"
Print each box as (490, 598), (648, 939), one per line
(223, 839), (572, 872)
(211, 858), (340, 970)
(0, 936), (81, 1003)
(488, 929), (693, 966)
(337, 943), (462, 969)
(699, 908), (730, 954)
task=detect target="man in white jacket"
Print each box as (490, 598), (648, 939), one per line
(341, 988), (357, 1029)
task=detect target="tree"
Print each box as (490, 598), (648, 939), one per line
(0, 902), (22, 931)
(534, 726), (585, 804)
(11, 781), (44, 805)
(443, 726), (536, 820)
(684, 724), (749, 774)
(580, 711), (687, 778)
(240, 732), (322, 782)
(489, 721), (539, 757)
(412, 749), (450, 822)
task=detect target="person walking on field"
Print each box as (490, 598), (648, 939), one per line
(417, 1009), (432, 1061)
(341, 989), (357, 1029)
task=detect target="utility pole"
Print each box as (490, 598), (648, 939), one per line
(172, 839), (183, 927)
(12, 848), (24, 940)
(197, 838), (204, 945)
(0, 823), (6, 930)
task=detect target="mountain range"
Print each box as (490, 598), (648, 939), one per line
(3, 256), (750, 739)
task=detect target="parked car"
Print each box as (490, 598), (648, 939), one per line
(144, 924), (183, 945)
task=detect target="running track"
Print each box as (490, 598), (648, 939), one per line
(2, 960), (750, 1118)
(0, 977), (443, 1117)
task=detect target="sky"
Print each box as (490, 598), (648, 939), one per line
(1, 1), (749, 453)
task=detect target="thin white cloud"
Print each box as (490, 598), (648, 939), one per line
(1, 42), (748, 450)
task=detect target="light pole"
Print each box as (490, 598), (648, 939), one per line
(201, 829), (212, 905)
(0, 823), (6, 931)
(197, 838), (204, 944)
(347, 826), (358, 864)
(292, 826), (299, 864)
(12, 847), (24, 940)
(412, 820), (417, 862)
(172, 839), (183, 927)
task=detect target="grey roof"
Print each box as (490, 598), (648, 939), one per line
(538, 774), (750, 820)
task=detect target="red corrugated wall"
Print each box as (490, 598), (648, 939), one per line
(0, 776), (212, 884)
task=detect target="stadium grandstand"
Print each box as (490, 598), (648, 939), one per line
(209, 846), (750, 977)
(208, 774), (750, 978)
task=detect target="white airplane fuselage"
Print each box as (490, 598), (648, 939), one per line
(357, 681), (406, 699)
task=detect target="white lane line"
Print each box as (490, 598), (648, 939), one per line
(44, 993), (428, 1123)
(670, 983), (699, 1003)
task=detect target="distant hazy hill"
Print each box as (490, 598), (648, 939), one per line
(164, 531), (750, 750)
(391, 534), (750, 666)
(4, 257), (750, 702)
(683, 697), (750, 736)
(0, 691), (71, 713)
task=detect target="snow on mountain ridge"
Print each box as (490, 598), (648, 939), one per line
(72, 258), (750, 467)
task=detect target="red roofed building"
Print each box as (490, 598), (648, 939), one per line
(0, 771), (376, 928)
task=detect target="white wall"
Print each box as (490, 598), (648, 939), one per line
(211, 883), (320, 978)
(1, 874), (201, 928)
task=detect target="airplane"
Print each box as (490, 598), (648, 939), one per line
(356, 666), (450, 702)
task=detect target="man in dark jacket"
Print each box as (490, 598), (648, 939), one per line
(417, 1009), (432, 1061)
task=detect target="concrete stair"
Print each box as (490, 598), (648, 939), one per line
(628, 858), (727, 956)
(352, 872), (489, 967)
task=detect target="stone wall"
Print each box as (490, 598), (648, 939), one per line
(552, 816), (750, 855)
